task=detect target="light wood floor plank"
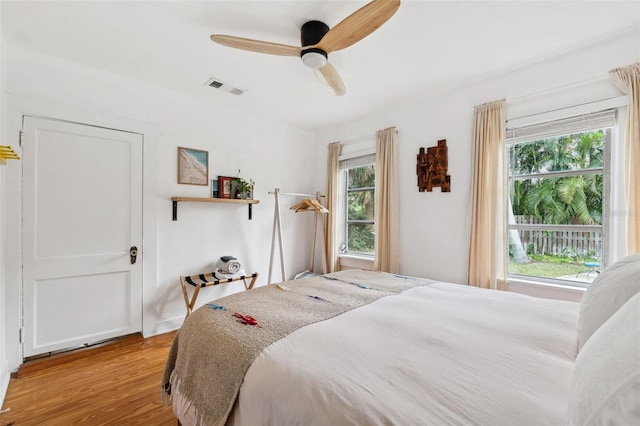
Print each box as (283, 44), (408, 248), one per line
(0, 331), (177, 425)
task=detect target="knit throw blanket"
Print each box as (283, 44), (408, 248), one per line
(162, 270), (434, 426)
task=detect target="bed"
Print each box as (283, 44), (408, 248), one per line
(163, 256), (640, 426)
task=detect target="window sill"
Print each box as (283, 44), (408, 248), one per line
(338, 254), (374, 271)
(507, 277), (586, 303)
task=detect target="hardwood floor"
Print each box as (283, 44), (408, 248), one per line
(0, 332), (177, 425)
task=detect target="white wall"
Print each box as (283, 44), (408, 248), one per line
(314, 30), (640, 300)
(0, 6), (10, 405)
(1, 43), (319, 372)
(1, 21), (637, 392)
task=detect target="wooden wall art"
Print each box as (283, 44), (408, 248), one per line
(417, 139), (451, 192)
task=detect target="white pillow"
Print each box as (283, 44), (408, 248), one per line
(567, 292), (640, 426)
(578, 253), (640, 349)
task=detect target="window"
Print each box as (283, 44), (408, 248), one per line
(506, 109), (615, 287)
(341, 154), (375, 256)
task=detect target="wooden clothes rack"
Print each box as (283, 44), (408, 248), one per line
(268, 188), (328, 284)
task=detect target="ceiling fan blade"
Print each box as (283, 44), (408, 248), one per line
(315, 63), (346, 96)
(316, 0), (400, 53)
(210, 34), (302, 56)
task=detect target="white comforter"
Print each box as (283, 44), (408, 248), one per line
(228, 282), (578, 425)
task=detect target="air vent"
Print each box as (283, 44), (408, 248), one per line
(204, 78), (246, 96)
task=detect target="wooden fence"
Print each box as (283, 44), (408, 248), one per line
(512, 216), (602, 257)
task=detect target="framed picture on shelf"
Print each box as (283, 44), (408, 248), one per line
(219, 176), (233, 198)
(177, 147), (209, 185)
(211, 179), (219, 198)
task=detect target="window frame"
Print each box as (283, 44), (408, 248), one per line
(505, 109), (615, 288)
(339, 153), (376, 258)
(344, 171), (375, 256)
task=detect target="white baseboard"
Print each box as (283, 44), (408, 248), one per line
(153, 316), (183, 336)
(0, 360), (9, 409)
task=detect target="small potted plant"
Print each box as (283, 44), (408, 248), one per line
(238, 178), (255, 199)
(236, 170), (255, 199)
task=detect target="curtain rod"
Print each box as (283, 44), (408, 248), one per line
(341, 127), (398, 146)
(506, 75), (609, 104)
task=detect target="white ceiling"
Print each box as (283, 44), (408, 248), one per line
(2, 1), (639, 131)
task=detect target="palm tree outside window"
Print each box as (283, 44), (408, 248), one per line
(506, 109), (615, 287)
(343, 161), (375, 256)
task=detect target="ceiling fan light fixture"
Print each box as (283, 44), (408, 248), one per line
(301, 48), (328, 69)
(209, 1), (401, 94)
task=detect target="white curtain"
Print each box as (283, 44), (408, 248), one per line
(374, 127), (399, 273)
(324, 142), (342, 273)
(468, 100), (507, 290)
(609, 63), (640, 254)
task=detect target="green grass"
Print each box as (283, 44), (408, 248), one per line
(509, 254), (590, 278)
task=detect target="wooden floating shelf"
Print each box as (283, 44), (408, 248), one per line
(171, 197), (260, 221)
(171, 197), (259, 204)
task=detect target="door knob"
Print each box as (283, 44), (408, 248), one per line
(130, 246), (138, 264)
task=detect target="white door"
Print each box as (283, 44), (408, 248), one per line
(22, 116), (143, 357)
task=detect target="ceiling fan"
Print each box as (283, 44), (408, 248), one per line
(210, 0), (401, 96)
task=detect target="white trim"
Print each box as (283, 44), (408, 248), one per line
(506, 96), (627, 129)
(340, 153), (376, 169)
(155, 316), (183, 335)
(338, 128), (396, 161)
(507, 278), (585, 303)
(0, 359), (9, 408)
(2, 93), (159, 371)
(338, 254), (374, 271)
(338, 148), (375, 162)
(505, 97), (625, 291)
(506, 109), (617, 143)
(506, 75), (610, 104)
(608, 106), (629, 260)
(338, 136), (376, 161)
